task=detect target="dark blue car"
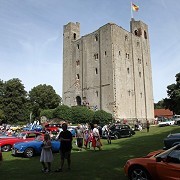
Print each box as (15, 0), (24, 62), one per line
(12, 135), (60, 158)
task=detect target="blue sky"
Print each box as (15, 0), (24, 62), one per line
(0, 0), (179, 103)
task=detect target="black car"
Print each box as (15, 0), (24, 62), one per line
(164, 133), (180, 149)
(102, 124), (135, 139)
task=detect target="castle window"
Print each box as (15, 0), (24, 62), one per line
(139, 72), (141, 77)
(95, 68), (98, 74)
(95, 35), (98, 41)
(76, 60), (80, 66)
(134, 30), (138, 36)
(127, 68), (130, 74)
(126, 53), (129, 59)
(125, 35), (128, 41)
(77, 44), (79, 49)
(94, 53), (99, 60)
(76, 74), (80, 80)
(140, 92), (143, 98)
(138, 58), (141, 64)
(144, 31), (147, 39)
(73, 33), (76, 40)
(128, 90), (131, 96)
(105, 51), (107, 55)
(96, 91), (98, 97)
(119, 51), (121, 55)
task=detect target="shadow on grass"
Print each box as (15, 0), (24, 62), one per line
(0, 126), (180, 180)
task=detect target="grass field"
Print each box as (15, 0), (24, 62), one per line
(1, 125), (180, 180)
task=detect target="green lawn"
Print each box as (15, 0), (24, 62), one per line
(1, 125), (180, 180)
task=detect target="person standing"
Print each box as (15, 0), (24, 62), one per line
(146, 120), (150, 132)
(92, 124), (102, 151)
(55, 123), (72, 172)
(40, 133), (53, 173)
(75, 124), (84, 152)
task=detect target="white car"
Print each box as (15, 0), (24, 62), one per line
(158, 119), (175, 127)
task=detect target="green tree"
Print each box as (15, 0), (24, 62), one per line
(154, 100), (165, 109)
(53, 105), (72, 121)
(40, 109), (54, 119)
(1, 78), (28, 124)
(93, 110), (113, 125)
(29, 84), (61, 119)
(164, 72), (180, 114)
(71, 106), (94, 124)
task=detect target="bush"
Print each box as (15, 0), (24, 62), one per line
(93, 110), (113, 125)
(71, 106), (94, 124)
(53, 105), (72, 121)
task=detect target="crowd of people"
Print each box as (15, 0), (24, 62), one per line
(39, 122), (104, 173)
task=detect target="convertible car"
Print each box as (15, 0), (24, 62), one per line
(124, 145), (180, 180)
(0, 131), (42, 152)
(12, 135), (60, 158)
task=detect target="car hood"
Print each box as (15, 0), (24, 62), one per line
(14, 140), (42, 147)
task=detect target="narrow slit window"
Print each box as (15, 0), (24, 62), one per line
(73, 33), (76, 40)
(96, 91), (98, 97)
(127, 68), (130, 74)
(76, 74), (80, 80)
(95, 68), (98, 74)
(105, 51), (106, 55)
(77, 44), (79, 49)
(139, 72), (141, 77)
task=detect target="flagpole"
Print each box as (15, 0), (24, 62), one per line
(131, 1), (133, 19)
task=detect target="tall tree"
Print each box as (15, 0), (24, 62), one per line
(2, 78), (28, 123)
(29, 84), (61, 119)
(154, 100), (165, 109)
(164, 72), (180, 114)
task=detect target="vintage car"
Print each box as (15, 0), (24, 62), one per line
(164, 133), (180, 149)
(12, 135), (60, 158)
(45, 123), (61, 133)
(124, 145), (180, 180)
(0, 131), (42, 152)
(158, 119), (175, 127)
(102, 124), (135, 139)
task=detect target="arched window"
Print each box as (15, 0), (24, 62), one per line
(134, 30), (138, 36)
(76, 96), (81, 106)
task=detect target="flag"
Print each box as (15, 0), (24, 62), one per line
(132, 3), (139, 12)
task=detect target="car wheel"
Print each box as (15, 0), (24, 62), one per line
(2, 145), (11, 152)
(24, 148), (34, 158)
(129, 165), (151, 180)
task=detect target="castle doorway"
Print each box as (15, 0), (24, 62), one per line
(76, 96), (81, 106)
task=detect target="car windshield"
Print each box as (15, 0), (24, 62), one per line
(155, 145), (178, 158)
(16, 132), (26, 138)
(35, 135), (43, 141)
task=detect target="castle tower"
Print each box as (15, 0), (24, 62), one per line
(62, 19), (154, 122)
(63, 22), (80, 106)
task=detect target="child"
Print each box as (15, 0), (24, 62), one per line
(40, 134), (53, 173)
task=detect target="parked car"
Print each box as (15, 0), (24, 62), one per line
(164, 133), (180, 149)
(102, 124), (135, 139)
(124, 144), (180, 180)
(158, 119), (175, 127)
(67, 126), (76, 137)
(45, 123), (61, 133)
(12, 135), (60, 158)
(0, 131), (42, 152)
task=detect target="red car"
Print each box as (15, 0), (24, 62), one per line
(0, 131), (42, 152)
(45, 124), (61, 133)
(124, 145), (180, 180)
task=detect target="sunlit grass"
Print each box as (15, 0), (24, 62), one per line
(1, 125), (180, 180)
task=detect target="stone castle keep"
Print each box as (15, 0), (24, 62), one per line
(62, 19), (154, 122)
